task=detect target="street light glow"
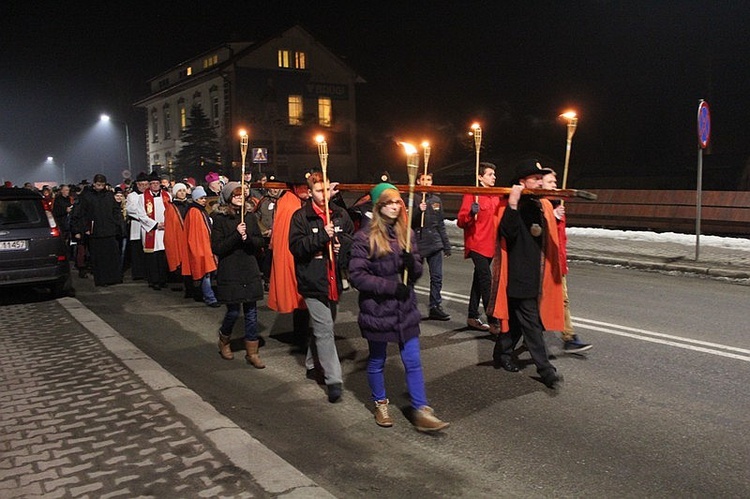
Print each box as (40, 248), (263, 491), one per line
(100, 114), (111, 122)
(47, 156), (54, 162)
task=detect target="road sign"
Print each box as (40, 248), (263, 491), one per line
(697, 100), (711, 149)
(252, 148), (268, 163)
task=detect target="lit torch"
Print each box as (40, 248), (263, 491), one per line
(315, 134), (334, 262)
(420, 141), (430, 227)
(400, 142), (420, 284)
(470, 123), (482, 203)
(239, 129), (249, 223)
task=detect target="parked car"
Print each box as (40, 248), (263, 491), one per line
(0, 187), (73, 297)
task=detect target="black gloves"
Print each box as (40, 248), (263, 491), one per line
(394, 283), (410, 301)
(401, 251), (416, 276)
(470, 202), (480, 216)
(444, 249), (451, 258)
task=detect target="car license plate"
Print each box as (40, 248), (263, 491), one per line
(0, 240), (28, 251)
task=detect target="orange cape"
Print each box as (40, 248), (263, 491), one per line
(164, 202), (190, 275)
(267, 191), (306, 313)
(489, 198), (564, 333)
(184, 206), (217, 280)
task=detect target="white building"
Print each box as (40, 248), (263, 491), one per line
(135, 25), (363, 182)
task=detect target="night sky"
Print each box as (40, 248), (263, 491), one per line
(2, 1), (749, 186)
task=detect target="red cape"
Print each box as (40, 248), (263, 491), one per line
(267, 191), (306, 313)
(489, 198), (564, 333)
(164, 202), (190, 275)
(184, 206), (217, 280)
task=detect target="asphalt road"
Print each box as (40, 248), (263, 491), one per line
(70, 259), (750, 498)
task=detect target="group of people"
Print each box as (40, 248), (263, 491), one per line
(32, 157), (591, 433)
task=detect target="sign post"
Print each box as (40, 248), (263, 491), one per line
(696, 100), (711, 261)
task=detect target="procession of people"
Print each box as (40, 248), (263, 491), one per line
(22, 155), (592, 434)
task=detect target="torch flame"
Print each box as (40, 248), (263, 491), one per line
(399, 141), (417, 155)
(560, 111), (577, 120)
(470, 123), (481, 130)
(239, 129), (247, 138)
(315, 134), (325, 144)
(421, 141), (430, 148)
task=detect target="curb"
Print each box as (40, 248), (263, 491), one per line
(567, 254), (750, 280)
(57, 296), (336, 499)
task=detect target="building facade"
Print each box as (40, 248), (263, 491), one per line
(135, 25), (363, 182)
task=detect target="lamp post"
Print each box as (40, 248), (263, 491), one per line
(400, 142), (420, 284)
(470, 123), (482, 203)
(559, 111), (578, 191)
(100, 114), (132, 173)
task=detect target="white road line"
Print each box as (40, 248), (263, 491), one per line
(415, 286), (750, 361)
(574, 317), (750, 355)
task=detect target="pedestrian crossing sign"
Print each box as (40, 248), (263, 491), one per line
(252, 148), (268, 163)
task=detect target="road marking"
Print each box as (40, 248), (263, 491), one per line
(415, 286), (750, 362)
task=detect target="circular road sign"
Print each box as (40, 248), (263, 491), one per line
(697, 100), (711, 149)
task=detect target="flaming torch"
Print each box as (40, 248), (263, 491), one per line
(470, 123), (482, 203)
(315, 134), (334, 262)
(420, 141), (430, 227)
(559, 111), (578, 191)
(400, 142), (420, 284)
(239, 129), (249, 223)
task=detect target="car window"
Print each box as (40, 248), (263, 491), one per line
(0, 200), (46, 228)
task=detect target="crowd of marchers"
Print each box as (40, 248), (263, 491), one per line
(9, 158), (592, 433)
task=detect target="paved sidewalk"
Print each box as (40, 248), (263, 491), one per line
(0, 298), (334, 498)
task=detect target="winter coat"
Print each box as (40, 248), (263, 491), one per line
(210, 206), (264, 304)
(348, 226), (424, 344)
(70, 187), (122, 239)
(410, 192), (451, 257)
(289, 201), (354, 301)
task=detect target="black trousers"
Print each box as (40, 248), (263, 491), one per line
(468, 251), (494, 320)
(127, 239), (147, 280)
(88, 237), (122, 286)
(144, 250), (168, 286)
(493, 297), (555, 375)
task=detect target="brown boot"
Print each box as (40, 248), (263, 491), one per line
(374, 399), (393, 427)
(412, 406), (449, 433)
(218, 332), (234, 360)
(244, 340), (265, 369)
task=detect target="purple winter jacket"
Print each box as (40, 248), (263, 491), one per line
(348, 226), (423, 343)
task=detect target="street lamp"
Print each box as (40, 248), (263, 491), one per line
(100, 114), (132, 173)
(559, 111), (578, 190)
(46, 156), (65, 185)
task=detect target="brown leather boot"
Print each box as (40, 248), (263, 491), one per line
(218, 332), (234, 360)
(374, 399), (393, 427)
(412, 406), (449, 433)
(244, 340), (265, 369)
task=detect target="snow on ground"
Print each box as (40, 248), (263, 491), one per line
(444, 219), (750, 251)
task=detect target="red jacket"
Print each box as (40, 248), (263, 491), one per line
(457, 193), (505, 258)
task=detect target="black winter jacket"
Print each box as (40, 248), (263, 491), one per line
(289, 201), (354, 301)
(210, 207), (264, 304)
(410, 192), (451, 257)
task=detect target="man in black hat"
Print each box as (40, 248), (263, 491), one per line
(490, 159), (563, 388)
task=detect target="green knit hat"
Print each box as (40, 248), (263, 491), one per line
(369, 182), (398, 204)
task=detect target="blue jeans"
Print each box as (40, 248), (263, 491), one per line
(367, 337), (428, 409)
(201, 274), (217, 304)
(424, 251), (444, 309)
(220, 302), (258, 341)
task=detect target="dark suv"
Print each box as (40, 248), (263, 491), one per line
(0, 187), (73, 297)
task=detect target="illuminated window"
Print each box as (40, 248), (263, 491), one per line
(187, 67), (192, 76)
(211, 96), (220, 127)
(203, 54), (218, 69)
(278, 50), (290, 68)
(318, 97), (331, 127)
(180, 105), (187, 130)
(164, 105), (172, 139)
(151, 109), (158, 142)
(288, 95), (303, 126)
(295, 51), (306, 69)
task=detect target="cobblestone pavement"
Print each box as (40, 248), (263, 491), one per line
(0, 300), (332, 498)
